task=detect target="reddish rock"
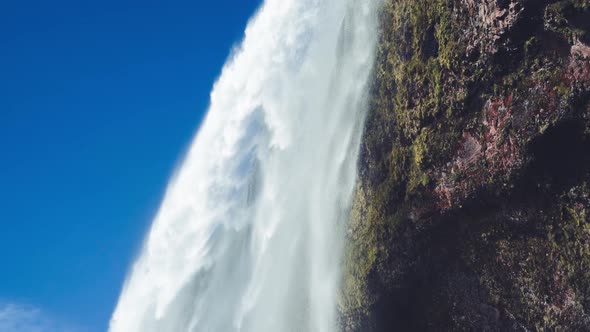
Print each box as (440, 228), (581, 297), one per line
(435, 95), (522, 210)
(462, 0), (523, 55)
(569, 39), (590, 90)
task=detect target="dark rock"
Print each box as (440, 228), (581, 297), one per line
(341, 0), (590, 330)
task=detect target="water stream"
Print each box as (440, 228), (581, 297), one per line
(110, 1), (381, 331)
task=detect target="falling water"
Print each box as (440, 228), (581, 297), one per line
(110, 0), (381, 331)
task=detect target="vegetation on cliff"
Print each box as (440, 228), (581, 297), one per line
(342, 0), (590, 330)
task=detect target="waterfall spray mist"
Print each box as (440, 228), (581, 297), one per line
(110, 0), (381, 331)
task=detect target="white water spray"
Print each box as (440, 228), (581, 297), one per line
(110, 0), (381, 331)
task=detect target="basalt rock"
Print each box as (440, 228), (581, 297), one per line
(341, 0), (590, 331)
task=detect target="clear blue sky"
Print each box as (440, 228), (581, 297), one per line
(0, 1), (260, 331)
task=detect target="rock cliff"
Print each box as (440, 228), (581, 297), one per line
(342, 0), (590, 330)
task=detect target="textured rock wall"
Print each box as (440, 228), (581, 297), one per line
(341, 0), (590, 330)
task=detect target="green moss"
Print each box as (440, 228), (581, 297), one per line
(381, 1), (460, 137)
(342, 0), (471, 316)
(412, 128), (429, 168)
(366, 0), (468, 201)
(545, 0), (590, 42)
(341, 186), (382, 312)
(555, 191), (590, 308)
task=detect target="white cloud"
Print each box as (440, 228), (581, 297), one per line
(0, 303), (85, 332)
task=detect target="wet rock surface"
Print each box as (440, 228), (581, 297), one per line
(341, 0), (590, 330)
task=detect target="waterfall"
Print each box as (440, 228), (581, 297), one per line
(109, 0), (381, 331)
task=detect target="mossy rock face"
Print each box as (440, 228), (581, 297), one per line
(341, 0), (590, 330)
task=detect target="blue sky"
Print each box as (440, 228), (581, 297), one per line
(0, 1), (260, 331)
